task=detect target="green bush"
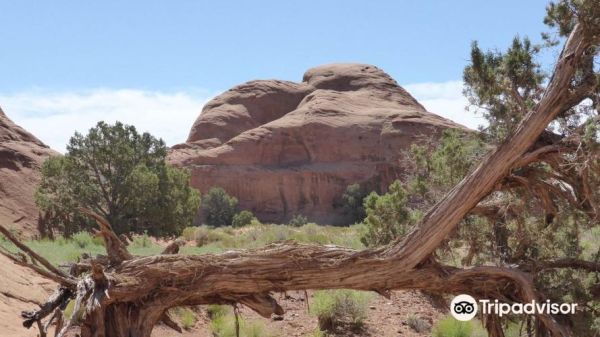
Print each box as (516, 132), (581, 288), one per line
(432, 317), (473, 337)
(207, 304), (275, 337)
(288, 214), (308, 227)
(193, 226), (234, 247)
(72, 231), (94, 248)
(360, 180), (418, 247)
(173, 307), (197, 330)
(131, 232), (151, 248)
(181, 226), (197, 241)
(232, 210), (256, 228)
(201, 187), (238, 227)
(341, 183), (368, 224)
(207, 304), (230, 319)
(310, 290), (373, 331)
(55, 235), (67, 246)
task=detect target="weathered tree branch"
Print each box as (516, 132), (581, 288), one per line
(79, 208), (132, 265)
(383, 23), (591, 267)
(0, 224), (71, 281)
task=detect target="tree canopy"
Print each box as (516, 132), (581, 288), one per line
(35, 121), (200, 237)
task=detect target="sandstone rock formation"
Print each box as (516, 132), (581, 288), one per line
(169, 64), (466, 224)
(0, 107), (58, 236)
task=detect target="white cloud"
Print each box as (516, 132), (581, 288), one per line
(403, 80), (486, 130)
(0, 89), (214, 152)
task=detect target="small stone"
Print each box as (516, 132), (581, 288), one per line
(369, 306), (376, 310)
(272, 315), (284, 321)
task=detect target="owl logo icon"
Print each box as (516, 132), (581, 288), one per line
(450, 294), (478, 321)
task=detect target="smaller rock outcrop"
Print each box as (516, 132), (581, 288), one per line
(0, 107), (58, 236)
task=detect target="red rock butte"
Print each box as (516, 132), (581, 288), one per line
(169, 63), (467, 225)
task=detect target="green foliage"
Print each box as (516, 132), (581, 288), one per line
(310, 290), (373, 331)
(341, 184), (368, 224)
(201, 187), (238, 227)
(192, 225), (234, 247)
(172, 307), (197, 330)
(432, 317), (473, 337)
(72, 231), (94, 248)
(464, 37), (543, 141)
(232, 210), (256, 228)
(179, 222), (365, 253)
(288, 214), (309, 227)
(207, 304), (230, 319)
(360, 180), (416, 247)
(63, 299), (84, 321)
(35, 121), (200, 237)
(207, 304), (277, 337)
(131, 232), (151, 248)
(544, 0), (600, 38)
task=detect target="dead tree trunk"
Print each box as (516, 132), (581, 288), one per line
(1, 22), (597, 337)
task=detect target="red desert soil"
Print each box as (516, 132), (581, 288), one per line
(0, 254), (56, 337)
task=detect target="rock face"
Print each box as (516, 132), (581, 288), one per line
(0, 107), (58, 236)
(0, 254), (56, 337)
(169, 64), (466, 224)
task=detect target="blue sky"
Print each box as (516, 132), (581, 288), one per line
(0, 1), (553, 151)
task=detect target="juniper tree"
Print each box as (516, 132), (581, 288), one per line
(36, 121), (200, 237)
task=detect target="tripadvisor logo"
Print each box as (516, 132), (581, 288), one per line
(450, 294), (577, 321)
(451, 294), (478, 321)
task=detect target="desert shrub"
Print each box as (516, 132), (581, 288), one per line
(310, 290), (373, 331)
(288, 214), (308, 227)
(360, 180), (417, 247)
(341, 183), (369, 224)
(193, 226), (234, 247)
(72, 231), (94, 248)
(55, 235), (67, 246)
(201, 187), (238, 227)
(131, 232), (151, 248)
(232, 210), (256, 228)
(207, 304), (229, 319)
(407, 315), (431, 333)
(208, 304), (275, 337)
(35, 121), (200, 237)
(172, 307), (197, 330)
(91, 235), (105, 246)
(299, 223), (330, 244)
(181, 226), (197, 241)
(432, 317), (473, 337)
